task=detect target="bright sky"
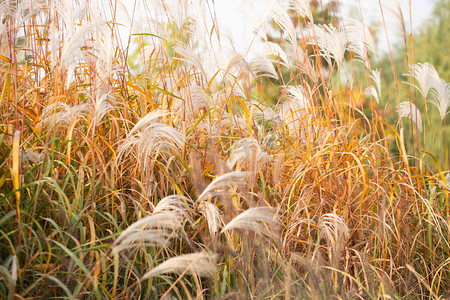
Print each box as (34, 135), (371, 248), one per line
(213, 0), (436, 53)
(115, 0), (436, 55)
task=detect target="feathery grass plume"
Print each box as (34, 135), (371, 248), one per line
(172, 85), (211, 119)
(285, 85), (310, 109)
(267, 0), (297, 48)
(59, 23), (92, 68)
(371, 69), (381, 95)
(227, 137), (272, 171)
(11, 255), (17, 285)
(404, 63), (440, 98)
(60, 20), (107, 86)
(278, 85), (315, 136)
(308, 23), (347, 68)
(398, 101), (423, 132)
(1, 0), (46, 59)
(194, 115), (246, 145)
(142, 251), (218, 279)
(220, 52), (246, 81)
(241, 0), (268, 42)
(382, 0), (407, 42)
(39, 102), (89, 128)
(429, 78), (450, 121)
(49, 21), (59, 68)
(249, 53), (279, 80)
(0, 1), (15, 58)
(0, 27), (7, 58)
(197, 201), (223, 236)
(364, 70), (381, 104)
(317, 213), (349, 246)
(90, 93), (115, 129)
(83, 0), (116, 78)
(364, 86), (379, 104)
(344, 18), (377, 66)
(174, 44), (207, 81)
(0, 1), (15, 19)
(113, 211), (183, 253)
(21, 148), (42, 165)
(197, 171), (251, 203)
(194, 108), (247, 137)
(187, 0), (212, 47)
(47, 3), (63, 64)
(91, 23), (116, 81)
(127, 110), (170, 136)
(51, 0), (86, 35)
(221, 207), (280, 238)
(264, 41), (290, 67)
(160, 0), (195, 30)
(291, 0), (313, 22)
(284, 42), (316, 79)
(251, 100), (279, 124)
(153, 195), (194, 223)
(117, 111), (184, 174)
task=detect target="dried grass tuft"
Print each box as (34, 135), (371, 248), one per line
(142, 251), (218, 279)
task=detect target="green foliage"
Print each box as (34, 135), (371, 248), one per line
(378, 0), (450, 171)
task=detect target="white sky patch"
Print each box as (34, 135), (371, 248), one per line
(337, 0), (436, 52)
(114, 0), (435, 55)
(213, 0), (436, 54)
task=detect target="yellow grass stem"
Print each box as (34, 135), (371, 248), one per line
(66, 118), (79, 164)
(12, 130), (20, 222)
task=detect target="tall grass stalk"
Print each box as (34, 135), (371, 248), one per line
(0, 0), (449, 298)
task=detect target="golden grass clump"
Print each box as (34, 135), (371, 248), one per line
(1, 0), (450, 298)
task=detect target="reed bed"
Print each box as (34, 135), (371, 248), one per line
(0, 0), (449, 298)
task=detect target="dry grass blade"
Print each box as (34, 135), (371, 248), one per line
(142, 252), (218, 279)
(12, 130), (20, 204)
